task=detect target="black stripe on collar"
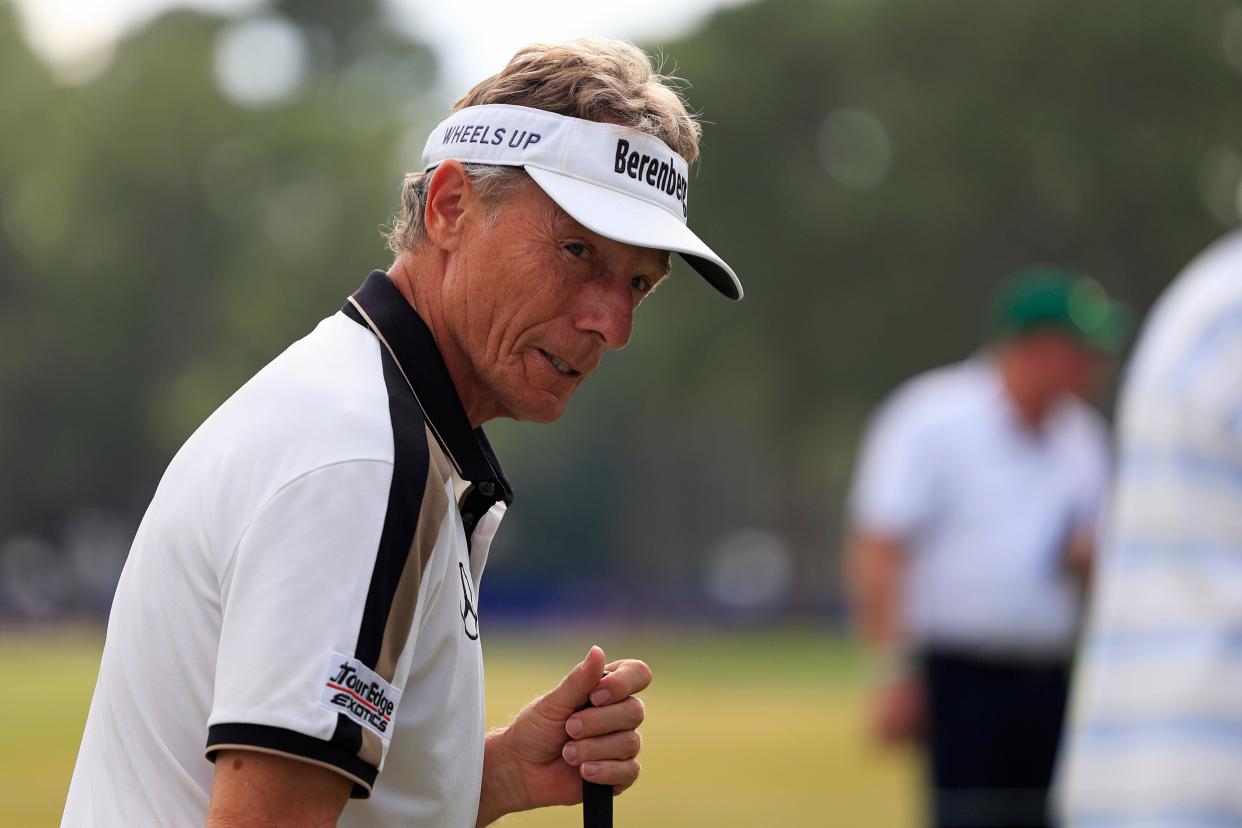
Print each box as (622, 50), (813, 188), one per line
(343, 270), (513, 506)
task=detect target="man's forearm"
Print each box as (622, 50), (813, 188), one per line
(846, 533), (925, 743)
(845, 533), (908, 650)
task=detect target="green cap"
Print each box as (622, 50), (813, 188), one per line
(991, 266), (1131, 353)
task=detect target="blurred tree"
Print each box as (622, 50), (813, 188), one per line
(3, 0), (1242, 622)
(274, 0), (381, 37)
(0, 1), (438, 544)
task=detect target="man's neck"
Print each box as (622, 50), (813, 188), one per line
(386, 254), (497, 428)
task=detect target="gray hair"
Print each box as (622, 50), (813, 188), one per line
(386, 165), (527, 255)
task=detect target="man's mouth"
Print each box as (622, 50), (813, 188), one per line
(537, 349), (580, 377)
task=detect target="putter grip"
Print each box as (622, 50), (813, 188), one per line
(583, 778), (612, 828)
(581, 671), (613, 828)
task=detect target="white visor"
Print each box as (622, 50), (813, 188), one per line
(421, 104), (742, 300)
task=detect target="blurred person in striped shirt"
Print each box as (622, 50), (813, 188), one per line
(1058, 233), (1242, 825)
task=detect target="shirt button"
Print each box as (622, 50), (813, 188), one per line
(478, 481), (496, 498)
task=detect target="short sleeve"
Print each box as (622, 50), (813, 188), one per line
(205, 459), (405, 797)
(848, 393), (939, 538)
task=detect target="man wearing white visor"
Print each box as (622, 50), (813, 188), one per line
(62, 39), (740, 828)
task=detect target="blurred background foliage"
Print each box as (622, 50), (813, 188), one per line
(3, 0), (1242, 624)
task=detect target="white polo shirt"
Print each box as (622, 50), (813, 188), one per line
(1057, 234), (1242, 825)
(849, 356), (1111, 656)
(63, 271), (511, 827)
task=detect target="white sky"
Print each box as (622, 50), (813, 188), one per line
(11, 0), (754, 93)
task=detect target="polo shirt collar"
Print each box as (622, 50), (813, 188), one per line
(344, 270), (513, 506)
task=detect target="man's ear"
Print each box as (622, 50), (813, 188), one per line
(424, 160), (477, 251)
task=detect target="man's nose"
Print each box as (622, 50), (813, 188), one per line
(575, 276), (634, 350)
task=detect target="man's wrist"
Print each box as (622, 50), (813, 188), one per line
(475, 726), (527, 827)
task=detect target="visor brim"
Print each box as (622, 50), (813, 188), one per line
(525, 166), (743, 301)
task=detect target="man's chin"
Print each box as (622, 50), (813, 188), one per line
(503, 389), (570, 424)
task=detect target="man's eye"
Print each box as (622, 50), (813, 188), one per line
(564, 243), (588, 259)
(632, 276), (652, 293)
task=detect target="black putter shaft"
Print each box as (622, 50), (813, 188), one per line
(582, 777), (612, 828)
(581, 671), (613, 828)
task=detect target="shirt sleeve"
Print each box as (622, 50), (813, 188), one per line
(204, 457), (421, 798)
(848, 393), (939, 539)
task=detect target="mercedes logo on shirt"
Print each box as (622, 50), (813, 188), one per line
(459, 562), (479, 641)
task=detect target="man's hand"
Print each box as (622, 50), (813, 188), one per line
(476, 645), (650, 827)
(871, 675), (925, 744)
(1065, 529), (1095, 587)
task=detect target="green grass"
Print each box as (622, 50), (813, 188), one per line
(1, 627), (918, 827)
(0, 630), (108, 827)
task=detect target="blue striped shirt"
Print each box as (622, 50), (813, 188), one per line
(1058, 233), (1242, 825)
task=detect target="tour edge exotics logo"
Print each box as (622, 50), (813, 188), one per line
(319, 653), (403, 741)
(614, 138), (688, 217)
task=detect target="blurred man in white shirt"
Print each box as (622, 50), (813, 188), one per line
(846, 268), (1128, 828)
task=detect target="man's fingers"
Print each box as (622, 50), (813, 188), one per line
(564, 696), (645, 739)
(561, 729), (642, 765)
(539, 645), (607, 715)
(579, 759), (641, 790)
(587, 659), (652, 707)
(537, 651), (648, 728)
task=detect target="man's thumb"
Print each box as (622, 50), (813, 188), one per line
(542, 645), (606, 713)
